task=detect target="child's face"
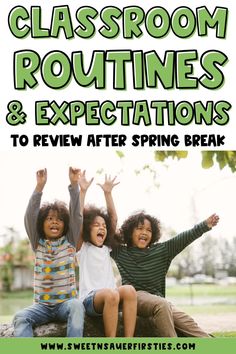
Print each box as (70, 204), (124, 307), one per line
(131, 218), (152, 249)
(43, 209), (64, 240)
(90, 216), (107, 247)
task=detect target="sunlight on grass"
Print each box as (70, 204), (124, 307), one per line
(0, 290), (33, 299)
(180, 304), (236, 315)
(0, 315), (13, 323)
(166, 284), (236, 297)
(213, 332), (236, 337)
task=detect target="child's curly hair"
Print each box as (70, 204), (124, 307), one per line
(83, 205), (112, 246)
(120, 211), (161, 247)
(37, 201), (69, 238)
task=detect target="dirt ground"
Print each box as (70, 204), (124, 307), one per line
(193, 313), (236, 333)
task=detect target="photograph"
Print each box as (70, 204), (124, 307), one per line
(1, 1), (235, 353)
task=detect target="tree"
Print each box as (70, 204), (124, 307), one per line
(218, 236), (236, 276)
(170, 244), (199, 279)
(0, 228), (33, 291)
(14, 239), (33, 268)
(154, 151), (236, 173)
(0, 240), (14, 291)
(165, 227), (199, 278)
(198, 236), (218, 276)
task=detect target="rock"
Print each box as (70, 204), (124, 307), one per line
(0, 323), (14, 338)
(0, 315), (155, 337)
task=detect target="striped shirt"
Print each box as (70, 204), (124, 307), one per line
(111, 221), (210, 297)
(34, 237), (77, 305)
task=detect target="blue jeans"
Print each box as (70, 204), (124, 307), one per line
(13, 299), (85, 337)
(83, 290), (101, 317)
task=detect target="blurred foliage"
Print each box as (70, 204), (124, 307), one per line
(96, 168), (104, 175)
(154, 151), (236, 172)
(115, 151), (125, 159)
(0, 240), (14, 292)
(154, 151), (188, 162)
(14, 239), (33, 267)
(135, 164), (160, 188)
(169, 235), (236, 278)
(201, 151), (236, 172)
(0, 228), (33, 291)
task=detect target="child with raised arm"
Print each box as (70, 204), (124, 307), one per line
(13, 168), (85, 337)
(77, 173), (137, 337)
(111, 212), (219, 337)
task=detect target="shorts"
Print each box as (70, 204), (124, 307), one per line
(83, 290), (102, 317)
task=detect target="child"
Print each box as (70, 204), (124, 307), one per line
(111, 211), (219, 337)
(13, 168), (85, 337)
(77, 173), (137, 337)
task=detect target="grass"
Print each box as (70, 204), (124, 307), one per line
(180, 304), (236, 315)
(0, 290), (33, 323)
(2, 284), (235, 300)
(213, 332), (236, 337)
(1, 316), (12, 323)
(166, 284), (236, 297)
(167, 284), (236, 337)
(0, 289), (33, 299)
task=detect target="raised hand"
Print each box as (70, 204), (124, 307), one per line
(35, 168), (47, 192)
(69, 167), (81, 187)
(78, 170), (94, 193)
(205, 213), (219, 228)
(97, 174), (120, 194)
(97, 175), (119, 237)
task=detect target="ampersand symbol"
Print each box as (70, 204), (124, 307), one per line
(6, 101), (27, 125)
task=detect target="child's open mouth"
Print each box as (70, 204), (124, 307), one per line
(50, 226), (59, 234)
(97, 232), (105, 241)
(138, 235), (148, 244)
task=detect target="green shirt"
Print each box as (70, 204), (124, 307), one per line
(111, 221), (210, 297)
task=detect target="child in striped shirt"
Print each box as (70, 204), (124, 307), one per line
(13, 167), (85, 337)
(111, 211), (219, 337)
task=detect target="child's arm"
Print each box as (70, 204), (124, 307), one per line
(78, 170), (94, 215)
(24, 168), (47, 251)
(35, 168), (47, 193)
(77, 170), (94, 250)
(67, 167), (84, 249)
(165, 213), (219, 259)
(97, 175), (120, 244)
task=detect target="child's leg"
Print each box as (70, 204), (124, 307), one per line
(170, 304), (210, 337)
(137, 290), (177, 337)
(13, 303), (52, 337)
(93, 288), (120, 337)
(56, 298), (85, 337)
(117, 285), (137, 337)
